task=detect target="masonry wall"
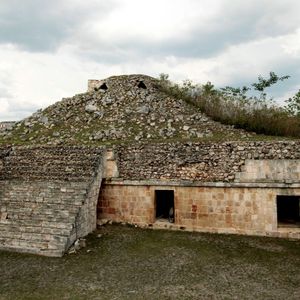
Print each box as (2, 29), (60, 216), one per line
(236, 159), (300, 183)
(96, 141), (300, 239)
(98, 183), (300, 239)
(116, 141), (300, 182)
(75, 164), (104, 239)
(0, 146), (104, 256)
(0, 180), (88, 256)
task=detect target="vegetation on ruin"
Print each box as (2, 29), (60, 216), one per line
(0, 224), (299, 300)
(0, 73), (299, 147)
(158, 72), (300, 138)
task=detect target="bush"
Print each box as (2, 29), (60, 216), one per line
(157, 74), (300, 138)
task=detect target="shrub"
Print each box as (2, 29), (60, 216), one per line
(157, 74), (300, 138)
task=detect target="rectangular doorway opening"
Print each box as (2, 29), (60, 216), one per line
(155, 190), (174, 223)
(277, 196), (300, 227)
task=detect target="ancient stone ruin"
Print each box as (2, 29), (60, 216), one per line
(0, 121), (16, 131)
(0, 146), (103, 256)
(0, 74), (299, 256)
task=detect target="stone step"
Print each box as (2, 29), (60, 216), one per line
(2, 202), (82, 212)
(8, 154), (101, 160)
(5, 213), (77, 224)
(4, 207), (79, 218)
(0, 223), (72, 236)
(3, 172), (94, 181)
(1, 196), (87, 205)
(5, 158), (98, 167)
(8, 148), (101, 156)
(5, 163), (97, 171)
(0, 219), (75, 231)
(0, 230), (70, 244)
(0, 234), (69, 248)
(0, 238), (66, 256)
(0, 145), (103, 257)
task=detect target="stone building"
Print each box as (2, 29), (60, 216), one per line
(0, 146), (103, 256)
(0, 121), (15, 131)
(99, 142), (300, 240)
(0, 74), (299, 256)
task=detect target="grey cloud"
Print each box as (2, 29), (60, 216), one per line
(176, 0), (300, 58)
(0, 97), (40, 121)
(71, 0), (300, 62)
(151, 0), (300, 58)
(2, 0), (298, 59)
(0, 83), (39, 121)
(213, 56), (300, 100)
(0, 0), (116, 52)
(0, 87), (13, 100)
(186, 2), (294, 57)
(266, 61), (300, 99)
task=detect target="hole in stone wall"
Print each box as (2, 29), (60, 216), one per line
(277, 195), (300, 227)
(138, 81), (147, 89)
(95, 83), (108, 91)
(155, 190), (174, 223)
(99, 83), (108, 90)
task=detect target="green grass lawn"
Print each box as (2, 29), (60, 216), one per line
(0, 225), (300, 300)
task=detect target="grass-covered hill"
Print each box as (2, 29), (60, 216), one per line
(0, 74), (295, 146)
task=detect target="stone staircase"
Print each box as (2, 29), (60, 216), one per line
(0, 146), (104, 256)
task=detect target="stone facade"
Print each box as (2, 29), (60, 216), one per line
(98, 183), (300, 239)
(1, 140), (300, 258)
(1, 74), (300, 256)
(98, 141), (300, 239)
(0, 121), (15, 131)
(0, 146), (104, 256)
(235, 159), (300, 183)
(116, 141), (300, 182)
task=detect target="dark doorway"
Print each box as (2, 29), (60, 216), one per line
(95, 83), (108, 91)
(155, 190), (174, 223)
(138, 81), (147, 89)
(277, 196), (300, 227)
(99, 83), (108, 90)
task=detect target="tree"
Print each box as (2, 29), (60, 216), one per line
(251, 72), (290, 91)
(285, 90), (300, 117)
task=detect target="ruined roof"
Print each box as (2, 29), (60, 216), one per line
(0, 74), (286, 146)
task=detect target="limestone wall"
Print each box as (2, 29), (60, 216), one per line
(0, 146), (103, 181)
(102, 141), (300, 239)
(75, 162), (104, 238)
(0, 146), (104, 256)
(235, 159), (300, 183)
(98, 183), (300, 239)
(0, 181), (88, 256)
(0, 122), (15, 131)
(116, 141), (300, 182)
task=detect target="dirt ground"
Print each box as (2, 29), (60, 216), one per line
(0, 225), (300, 300)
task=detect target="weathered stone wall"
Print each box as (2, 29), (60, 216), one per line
(235, 159), (300, 183)
(116, 141), (300, 182)
(100, 141), (300, 239)
(0, 146), (104, 256)
(98, 183), (300, 239)
(75, 162), (104, 238)
(0, 181), (88, 256)
(0, 121), (15, 131)
(0, 146), (103, 181)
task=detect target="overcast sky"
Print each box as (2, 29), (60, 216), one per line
(1, 0), (300, 121)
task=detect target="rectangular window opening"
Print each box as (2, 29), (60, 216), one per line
(155, 190), (174, 223)
(277, 195), (300, 228)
